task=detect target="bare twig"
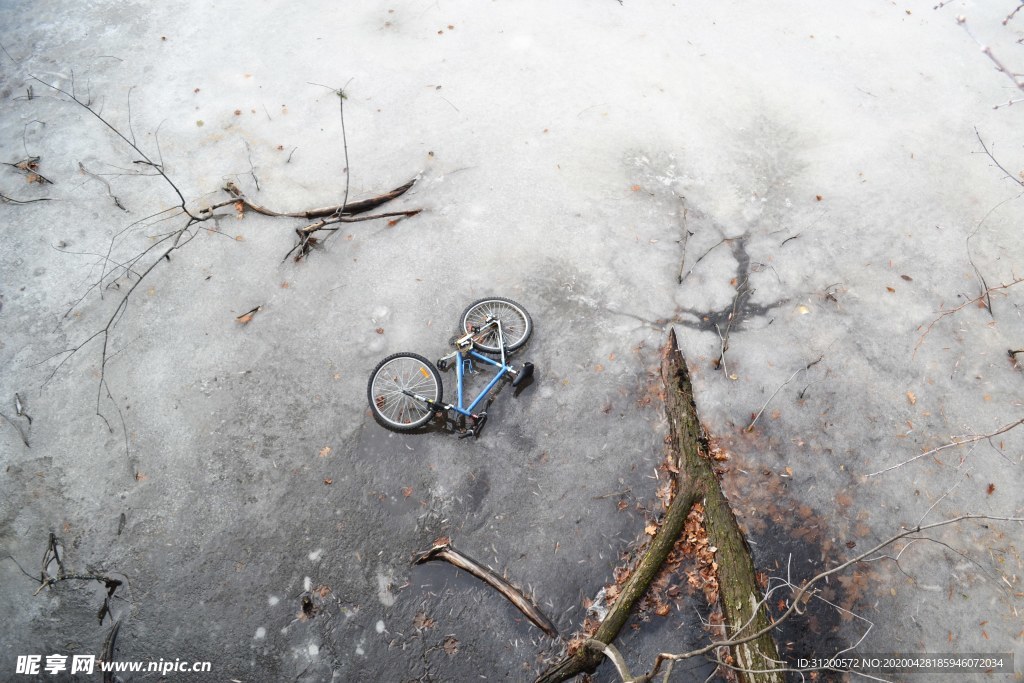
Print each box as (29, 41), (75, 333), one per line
(5, 156), (54, 185)
(865, 417), (1024, 477)
(678, 237), (733, 284)
(243, 139), (259, 192)
(1005, 2), (1024, 25)
(913, 276), (1024, 355)
(79, 161), (127, 211)
(714, 276), (751, 376)
(957, 16), (1024, 98)
(30, 76), (196, 217)
(0, 411), (30, 447)
(585, 641), (641, 682)
(0, 193), (51, 204)
(642, 514), (1024, 679)
(745, 354), (824, 431)
(675, 196), (692, 284)
(974, 128), (1024, 189)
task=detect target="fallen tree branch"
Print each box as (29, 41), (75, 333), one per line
(537, 330), (782, 683)
(413, 537), (559, 638)
(219, 178), (417, 220)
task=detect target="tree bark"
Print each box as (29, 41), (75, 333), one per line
(536, 330), (782, 683)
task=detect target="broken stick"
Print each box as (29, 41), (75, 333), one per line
(413, 537), (559, 639)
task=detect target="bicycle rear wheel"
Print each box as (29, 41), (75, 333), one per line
(460, 297), (532, 354)
(367, 353), (443, 431)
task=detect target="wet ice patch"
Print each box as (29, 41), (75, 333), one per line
(254, 627), (266, 639)
(308, 643), (319, 657)
(308, 549), (323, 562)
(268, 595), (279, 606)
(375, 620), (385, 634)
(303, 576), (312, 591)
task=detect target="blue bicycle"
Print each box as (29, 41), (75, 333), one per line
(367, 297), (534, 437)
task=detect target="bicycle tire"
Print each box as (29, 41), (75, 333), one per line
(367, 353), (443, 432)
(460, 297), (533, 354)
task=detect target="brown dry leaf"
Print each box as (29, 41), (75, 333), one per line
(886, 286), (896, 293)
(901, 274), (913, 281)
(323, 478), (333, 485)
(987, 483), (996, 495)
(234, 234), (245, 241)
(644, 523), (658, 536)
(630, 184), (641, 191)
(442, 636), (459, 655)
(413, 611), (436, 630)
(319, 446), (332, 458)
(654, 603), (670, 617)
(134, 471), (147, 481)
(375, 327), (385, 335)
(906, 391), (917, 405)
(281, 281), (290, 288)
(784, 466), (793, 476)
(616, 499), (628, 512)
(236, 306), (261, 324)
(402, 486), (413, 498)
(594, 364), (604, 373)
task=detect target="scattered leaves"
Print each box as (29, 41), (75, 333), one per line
(402, 486), (413, 498)
(906, 391), (916, 405)
(442, 636), (459, 655)
(319, 446), (331, 458)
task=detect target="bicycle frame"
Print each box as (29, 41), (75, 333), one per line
(440, 318), (514, 420)
(452, 347), (510, 417)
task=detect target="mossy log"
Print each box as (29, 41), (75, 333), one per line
(536, 330), (782, 683)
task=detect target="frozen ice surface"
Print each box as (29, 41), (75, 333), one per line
(1, 1), (1022, 681)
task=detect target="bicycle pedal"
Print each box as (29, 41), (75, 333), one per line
(512, 362), (534, 387)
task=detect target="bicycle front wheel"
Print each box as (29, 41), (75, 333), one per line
(460, 297), (533, 354)
(367, 353), (443, 431)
